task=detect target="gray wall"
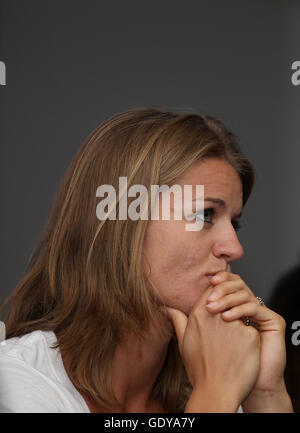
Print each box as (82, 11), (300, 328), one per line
(0, 0), (299, 306)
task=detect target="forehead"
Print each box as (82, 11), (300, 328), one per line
(179, 158), (243, 208)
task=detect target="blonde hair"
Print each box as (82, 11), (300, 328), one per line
(0, 106), (255, 412)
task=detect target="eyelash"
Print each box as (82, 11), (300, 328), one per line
(195, 208), (242, 232)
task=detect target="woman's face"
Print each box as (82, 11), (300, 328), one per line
(143, 158), (244, 315)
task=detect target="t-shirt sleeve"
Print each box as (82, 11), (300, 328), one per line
(0, 355), (61, 413)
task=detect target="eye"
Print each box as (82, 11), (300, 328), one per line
(195, 208), (214, 224)
(194, 209), (242, 232)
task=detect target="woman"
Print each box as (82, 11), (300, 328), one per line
(0, 106), (293, 412)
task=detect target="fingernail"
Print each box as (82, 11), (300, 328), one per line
(222, 310), (232, 317)
(207, 292), (218, 301)
(206, 301), (218, 308)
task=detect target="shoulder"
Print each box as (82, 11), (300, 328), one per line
(0, 329), (56, 363)
(0, 330), (89, 413)
(0, 329), (62, 383)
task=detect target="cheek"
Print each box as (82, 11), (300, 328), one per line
(144, 221), (203, 276)
(144, 228), (212, 313)
(143, 220), (182, 265)
(144, 234), (186, 277)
(145, 253), (204, 313)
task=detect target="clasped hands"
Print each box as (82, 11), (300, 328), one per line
(164, 272), (293, 412)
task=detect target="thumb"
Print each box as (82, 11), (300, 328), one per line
(164, 307), (188, 350)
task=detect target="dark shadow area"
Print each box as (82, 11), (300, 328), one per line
(269, 262), (300, 412)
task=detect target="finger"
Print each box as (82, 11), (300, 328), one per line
(221, 303), (284, 332)
(165, 307), (188, 348)
(206, 290), (252, 313)
(221, 302), (259, 321)
(207, 279), (243, 302)
(207, 278), (254, 302)
(210, 271), (240, 286)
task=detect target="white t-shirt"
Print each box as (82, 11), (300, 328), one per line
(0, 329), (90, 413)
(0, 328), (243, 413)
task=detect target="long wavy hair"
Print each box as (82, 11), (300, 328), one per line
(0, 106), (255, 412)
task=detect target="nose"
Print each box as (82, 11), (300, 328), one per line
(212, 224), (244, 264)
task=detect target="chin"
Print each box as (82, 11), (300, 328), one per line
(165, 284), (207, 315)
(177, 297), (200, 316)
(183, 289), (207, 315)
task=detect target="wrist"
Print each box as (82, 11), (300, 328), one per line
(242, 381), (294, 413)
(185, 386), (240, 413)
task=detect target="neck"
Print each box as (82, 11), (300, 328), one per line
(60, 313), (174, 413)
(110, 319), (172, 412)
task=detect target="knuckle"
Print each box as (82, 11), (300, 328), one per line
(263, 307), (286, 330)
(245, 292), (254, 302)
(231, 273), (241, 280)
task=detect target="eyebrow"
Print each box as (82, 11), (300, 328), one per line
(193, 197), (243, 219)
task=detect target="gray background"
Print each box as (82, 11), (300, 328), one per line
(0, 0), (299, 306)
